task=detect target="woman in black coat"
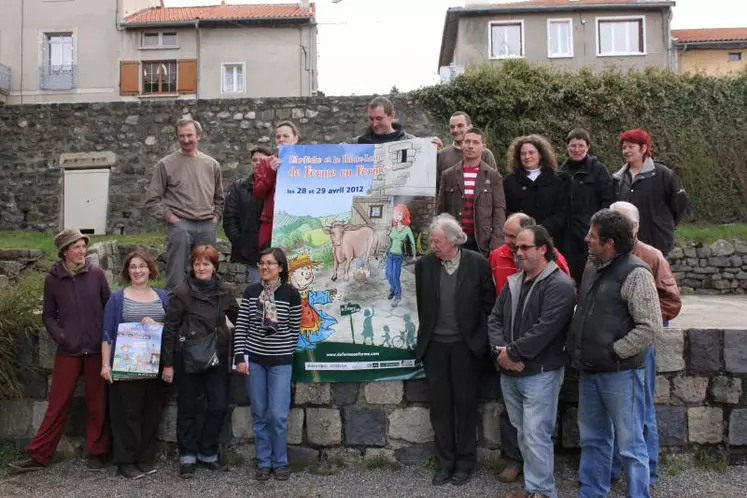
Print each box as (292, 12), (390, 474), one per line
(503, 135), (570, 249)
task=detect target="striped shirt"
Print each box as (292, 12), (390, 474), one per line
(461, 165), (479, 235)
(232, 283), (302, 366)
(122, 296), (166, 323)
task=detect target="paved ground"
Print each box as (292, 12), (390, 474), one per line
(1, 455), (746, 498)
(670, 295), (747, 330)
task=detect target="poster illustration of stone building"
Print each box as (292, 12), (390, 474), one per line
(272, 139), (436, 382)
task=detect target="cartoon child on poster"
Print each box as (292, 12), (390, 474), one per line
(386, 204), (416, 308)
(289, 253), (338, 350)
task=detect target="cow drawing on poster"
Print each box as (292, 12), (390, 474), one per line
(323, 221), (375, 282)
(288, 253), (338, 351)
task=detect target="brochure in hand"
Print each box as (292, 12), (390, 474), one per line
(112, 322), (163, 380)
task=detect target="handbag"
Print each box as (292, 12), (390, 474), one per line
(181, 330), (220, 374)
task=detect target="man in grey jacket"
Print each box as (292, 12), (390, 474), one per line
(568, 209), (662, 498)
(488, 225), (576, 498)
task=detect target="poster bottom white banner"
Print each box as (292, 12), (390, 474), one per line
(306, 359), (417, 371)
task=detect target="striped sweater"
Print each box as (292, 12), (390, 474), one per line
(232, 282), (302, 366)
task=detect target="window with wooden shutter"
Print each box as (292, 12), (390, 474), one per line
(120, 61), (140, 96)
(177, 59), (197, 94)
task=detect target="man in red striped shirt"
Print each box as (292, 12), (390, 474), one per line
(437, 128), (506, 255)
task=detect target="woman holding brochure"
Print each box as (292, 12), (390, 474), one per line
(101, 251), (168, 479)
(233, 247), (301, 481)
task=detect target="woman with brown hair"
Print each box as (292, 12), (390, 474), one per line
(503, 135), (570, 246)
(160, 245), (239, 478)
(101, 251), (169, 479)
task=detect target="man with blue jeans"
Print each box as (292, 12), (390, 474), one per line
(488, 225), (576, 498)
(609, 202), (682, 490)
(569, 209), (663, 498)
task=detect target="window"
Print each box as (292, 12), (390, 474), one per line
(728, 52), (743, 62)
(369, 205), (383, 219)
(41, 33), (75, 90)
(597, 17), (645, 56)
(490, 21), (524, 59)
(548, 19), (573, 58)
(142, 61), (177, 94)
(222, 63), (245, 94)
(141, 31), (177, 48)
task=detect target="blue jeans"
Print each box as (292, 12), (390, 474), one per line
(246, 362), (293, 469)
(611, 346), (659, 484)
(245, 265), (260, 285)
(501, 368), (564, 498)
(578, 369), (649, 498)
(385, 253), (403, 297)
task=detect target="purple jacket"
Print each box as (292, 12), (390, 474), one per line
(42, 260), (112, 356)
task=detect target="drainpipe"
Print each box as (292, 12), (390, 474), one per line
(666, 8), (674, 71)
(20, 0), (25, 104)
(195, 18), (200, 99)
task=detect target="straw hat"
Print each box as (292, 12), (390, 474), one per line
(288, 252), (322, 273)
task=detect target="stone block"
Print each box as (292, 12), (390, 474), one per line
(729, 409), (747, 446)
(158, 402), (177, 442)
(683, 247), (697, 258)
(364, 381), (403, 404)
(31, 401), (48, 434)
(343, 406), (387, 447)
(286, 408), (304, 445)
(696, 247), (712, 258)
(655, 329), (685, 372)
(655, 376), (671, 403)
(294, 383), (332, 405)
(38, 329), (58, 370)
(394, 443), (434, 465)
(656, 406), (686, 446)
(710, 240), (735, 257)
(724, 330), (747, 374)
(668, 247), (684, 259)
(305, 408), (342, 446)
(332, 382), (359, 405)
(708, 257), (731, 268)
(287, 446), (319, 467)
(688, 407), (723, 444)
(480, 401), (502, 448)
(404, 379), (429, 403)
(231, 406), (253, 440)
(0, 400), (32, 437)
(231, 443), (257, 463)
(730, 255), (744, 267)
(562, 407), (579, 448)
(322, 447), (362, 467)
(364, 448), (396, 465)
(673, 376), (709, 403)
(388, 407), (433, 443)
(710, 376), (742, 404)
(688, 329), (722, 372)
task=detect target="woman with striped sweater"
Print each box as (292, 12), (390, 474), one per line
(233, 247), (301, 481)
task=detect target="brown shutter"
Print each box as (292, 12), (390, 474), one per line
(120, 61), (140, 96)
(177, 59), (197, 94)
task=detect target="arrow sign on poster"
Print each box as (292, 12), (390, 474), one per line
(340, 302), (361, 345)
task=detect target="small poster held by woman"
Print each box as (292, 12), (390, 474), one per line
(112, 322), (163, 380)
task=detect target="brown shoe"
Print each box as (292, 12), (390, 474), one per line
(498, 463), (522, 483)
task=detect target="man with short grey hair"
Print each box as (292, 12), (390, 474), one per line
(144, 118), (224, 291)
(415, 213), (495, 487)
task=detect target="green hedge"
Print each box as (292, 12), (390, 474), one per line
(413, 61), (747, 222)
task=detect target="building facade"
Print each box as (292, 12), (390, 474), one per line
(673, 28), (747, 76)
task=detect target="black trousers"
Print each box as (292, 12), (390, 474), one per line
(423, 340), (481, 473)
(174, 350), (229, 460)
(109, 378), (167, 465)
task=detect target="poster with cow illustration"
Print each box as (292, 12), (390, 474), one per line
(272, 139), (437, 382)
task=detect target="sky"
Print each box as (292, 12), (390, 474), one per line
(166, 0), (747, 96)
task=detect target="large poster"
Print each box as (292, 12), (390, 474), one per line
(273, 139), (437, 382)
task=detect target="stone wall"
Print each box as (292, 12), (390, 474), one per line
(669, 240), (747, 295)
(0, 97), (438, 234)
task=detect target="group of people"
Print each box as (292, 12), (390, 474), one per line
(8, 96), (686, 498)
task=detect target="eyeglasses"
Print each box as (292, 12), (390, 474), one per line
(129, 265), (149, 271)
(516, 244), (537, 251)
(257, 262), (279, 267)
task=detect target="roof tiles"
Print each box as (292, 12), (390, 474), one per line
(123, 3), (314, 25)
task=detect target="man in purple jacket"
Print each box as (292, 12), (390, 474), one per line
(9, 229), (111, 473)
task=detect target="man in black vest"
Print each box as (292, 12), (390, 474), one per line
(415, 213), (495, 487)
(568, 209), (662, 498)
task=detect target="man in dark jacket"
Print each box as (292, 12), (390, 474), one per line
(10, 229), (111, 473)
(415, 214), (495, 487)
(559, 128), (615, 284)
(222, 146), (269, 286)
(488, 225), (576, 498)
(437, 127), (506, 255)
(350, 96), (415, 144)
(569, 209), (662, 498)
(613, 128), (689, 255)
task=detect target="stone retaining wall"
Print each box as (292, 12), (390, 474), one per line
(669, 240), (747, 295)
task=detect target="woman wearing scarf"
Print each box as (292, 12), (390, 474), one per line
(160, 245), (239, 478)
(233, 247), (301, 481)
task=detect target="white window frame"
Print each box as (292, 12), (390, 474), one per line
(547, 18), (574, 58)
(488, 20), (525, 60)
(140, 31), (178, 49)
(596, 15), (646, 57)
(221, 62), (246, 94)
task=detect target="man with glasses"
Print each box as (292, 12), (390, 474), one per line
(488, 225), (576, 498)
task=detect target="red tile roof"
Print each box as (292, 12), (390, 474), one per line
(123, 3), (314, 25)
(672, 28), (747, 43)
(468, 0), (672, 7)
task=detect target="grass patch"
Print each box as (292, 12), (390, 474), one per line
(660, 452), (687, 477)
(308, 463), (338, 476)
(676, 223), (747, 244)
(694, 446), (729, 472)
(219, 447), (246, 467)
(361, 453), (398, 471)
(0, 441), (23, 477)
(422, 455), (439, 472)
